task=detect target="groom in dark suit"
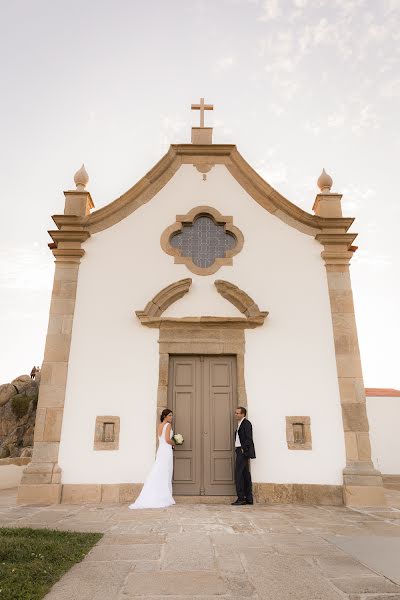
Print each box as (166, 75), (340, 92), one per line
(232, 406), (256, 505)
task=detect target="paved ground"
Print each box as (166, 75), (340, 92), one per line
(1, 488), (400, 599)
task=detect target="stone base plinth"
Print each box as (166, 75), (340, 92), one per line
(20, 480), (386, 507)
(253, 483), (344, 505)
(343, 485), (386, 507)
(191, 127), (213, 144)
(343, 466), (386, 507)
(17, 483), (61, 505)
(61, 483), (143, 504)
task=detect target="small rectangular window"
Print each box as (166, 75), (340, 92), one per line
(293, 423), (305, 444)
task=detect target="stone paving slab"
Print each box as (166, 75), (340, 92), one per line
(162, 532), (215, 571)
(99, 533), (166, 545)
(327, 535), (400, 585)
(44, 561), (133, 600)
(122, 571), (227, 596)
(86, 543), (161, 561)
(330, 575), (400, 593)
(1, 488), (400, 599)
(306, 555), (376, 577)
(242, 551), (343, 599)
(349, 596), (400, 600)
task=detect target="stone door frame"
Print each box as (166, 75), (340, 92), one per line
(157, 323), (247, 439)
(167, 353), (238, 497)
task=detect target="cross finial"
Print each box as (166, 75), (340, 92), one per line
(191, 97), (214, 128)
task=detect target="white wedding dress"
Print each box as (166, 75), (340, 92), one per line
(129, 422), (175, 509)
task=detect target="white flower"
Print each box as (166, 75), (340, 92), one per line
(173, 433), (184, 445)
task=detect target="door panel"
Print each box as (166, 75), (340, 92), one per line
(213, 393), (233, 451)
(204, 357), (236, 495)
(168, 357), (201, 494)
(168, 355), (236, 496)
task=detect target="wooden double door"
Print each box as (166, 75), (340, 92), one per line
(168, 355), (237, 496)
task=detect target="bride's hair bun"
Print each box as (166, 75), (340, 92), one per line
(160, 408), (172, 422)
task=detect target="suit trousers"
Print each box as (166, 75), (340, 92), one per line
(235, 448), (253, 501)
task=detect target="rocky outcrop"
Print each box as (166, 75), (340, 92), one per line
(0, 384), (18, 407)
(0, 374), (39, 459)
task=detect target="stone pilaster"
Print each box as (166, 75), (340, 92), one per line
(17, 189), (93, 505)
(315, 219), (385, 507)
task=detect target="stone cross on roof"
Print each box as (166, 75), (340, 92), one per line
(191, 97), (214, 128)
(191, 97), (214, 145)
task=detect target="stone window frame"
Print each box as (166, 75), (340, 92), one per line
(286, 416), (312, 451)
(160, 205), (244, 276)
(93, 416), (120, 451)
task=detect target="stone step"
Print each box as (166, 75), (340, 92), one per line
(383, 475), (400, 491)
(175, 495), (237, 504)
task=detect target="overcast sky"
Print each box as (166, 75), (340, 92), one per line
(0, 0), (399, 387)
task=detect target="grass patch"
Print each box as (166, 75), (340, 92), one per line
(0, 527), (103, 600)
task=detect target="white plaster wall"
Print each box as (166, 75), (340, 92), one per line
(367, 396), (400, 474)
(59, 164), (346, 485)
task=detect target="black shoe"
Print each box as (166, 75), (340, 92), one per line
(231, 499), (246, 505)
(246, 499), (254, 505)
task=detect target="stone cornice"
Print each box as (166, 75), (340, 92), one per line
(60, 144), (355, 236)
(315, 233), (358, 246)
(48, 230), (91, 244)
(49, 216), (91, 256)
(52, 215), (87, 229)
(316, 233), (358, 266)
(137, 316), (266, 329)
(52, 248), (85, 262)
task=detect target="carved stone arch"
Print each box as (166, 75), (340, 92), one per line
(214, 280), (268, 319)
(136, 278), (192, 319)
(136, 277), (268, 328)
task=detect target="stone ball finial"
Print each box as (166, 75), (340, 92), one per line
(317, 168), (333, 193)
(74, 164), (89, 191)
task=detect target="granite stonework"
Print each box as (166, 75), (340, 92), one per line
(2, 487), (400, 599)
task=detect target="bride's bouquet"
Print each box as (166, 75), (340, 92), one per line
(172, 433), (184, 445)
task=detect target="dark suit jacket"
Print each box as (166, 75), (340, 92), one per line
(235, 418), (256, 459)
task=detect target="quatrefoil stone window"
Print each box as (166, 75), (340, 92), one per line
(161, 206), (244, 276)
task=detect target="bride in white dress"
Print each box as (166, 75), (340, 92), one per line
(129, 409), (176, 509)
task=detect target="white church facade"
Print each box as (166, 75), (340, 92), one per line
(18, 101), (385, 506)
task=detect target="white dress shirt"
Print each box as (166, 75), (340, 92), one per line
(235, 418), (245, 447)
